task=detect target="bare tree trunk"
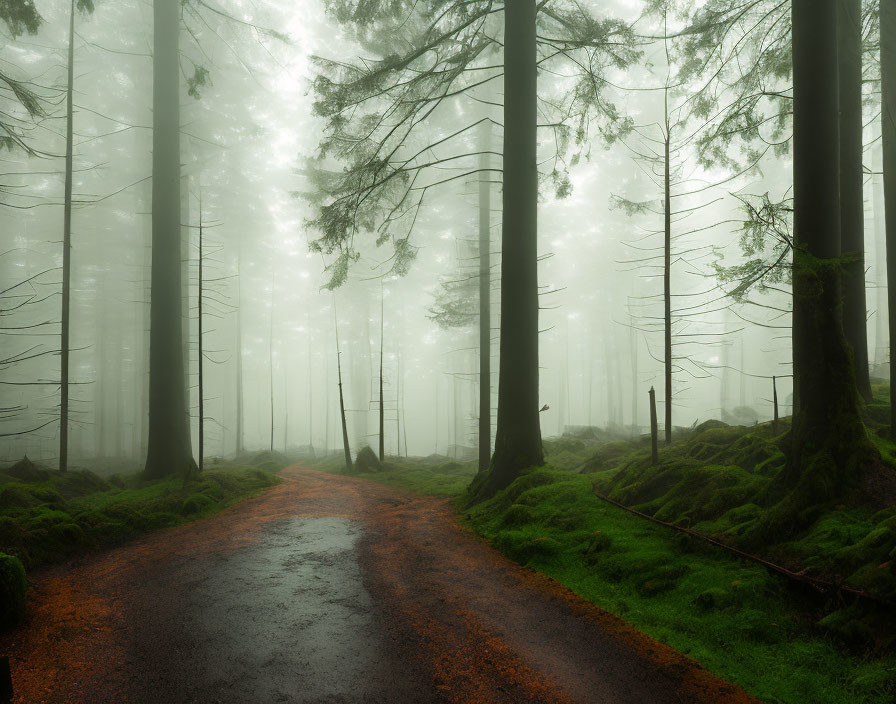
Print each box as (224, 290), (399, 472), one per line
(307, 312), (314, 456)
(379, 283), (385, 462)
(197, 192), (204, 473)
(144, 0), (195, 479)
(59, 0), (75, 472)
(478, 123), (492, 471)
(629, 314), (638, 434)
(663, 69), (673, 444)
(649, 387), (658, 465)
(269, 283), (275, 454)
(872, 120), (889, 374)
(335, 302), (352, 469)
(883, 0), (896, 433)
(772, 376), (779, 435)
(235, 255), (243, 457)
(839, 0), (873, 403)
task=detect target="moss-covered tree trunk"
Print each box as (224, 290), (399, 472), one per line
(757, 0), (873, 540)
(144, 0), (195, 480)
(478, 0), (543, 496)
(839, 0), (873, 403)
(883, 0), (896, 433)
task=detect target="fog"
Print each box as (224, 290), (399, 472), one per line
(0, 0), (883, 469)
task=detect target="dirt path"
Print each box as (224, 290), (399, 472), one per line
(0, 466), (756, 704)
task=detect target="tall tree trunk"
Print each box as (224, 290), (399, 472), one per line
(839, 0), (873, 402)
(629, 314), (638, 433)
(378, 284), (385, 462)
(777, 0), (870, 507)
(883, 0), (896, 433)
(478, 123), (492, 472)
(59, 0), (75, 472)
(307, 311), (314, 456)
(872, 120), (889, 373)
(269, 284), (275, 453)
(144, 0), (194, 479)
(663, 134), (672, 442)
(235, 259), (243, 457)
(197, 193), (204, 473)
(480, 0), (543, 495)
(335, 303), (352, 469)
(663, 14), (673, 445)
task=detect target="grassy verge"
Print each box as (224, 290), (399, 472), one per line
(309, 453), (478, 496)
(321, 443), (895, 704)
(0, 451), (288, 627)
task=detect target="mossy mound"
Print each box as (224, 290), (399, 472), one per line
(354, 446), (381, 473)
(0, 462), (280, 568)
(2, 456), (52, 483)
(0, 552), (27, 629)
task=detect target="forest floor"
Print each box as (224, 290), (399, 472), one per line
(0, 466), (756, 704)
(312, 423), (896, 704)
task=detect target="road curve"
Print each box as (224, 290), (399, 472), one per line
(0, 466), (756, 704)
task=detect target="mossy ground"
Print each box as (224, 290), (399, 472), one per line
(0, 453), (285, 575)
(0, 551), (27, 629)
(332, 423), (896, 703)
(311, 453), (478, 496)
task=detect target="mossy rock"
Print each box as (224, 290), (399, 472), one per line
(493, 531), (561, 564)
(0, 485), (38, 510)
(354, 446), (381, 473)
(0, 552), (27, 629)
(181, 493), (216, 516)
(546, 509), (583, 531)
(53, 470), (110, 499)
(690, 419), (729, 435)
(107, 474), (126, 489)
(4, 456), (51, 483)
(47, 522), (87, 550)
(498, 470), (560, 507)
(501, 504), (537, 528)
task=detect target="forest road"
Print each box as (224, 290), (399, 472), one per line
(0, 466), (756, 704)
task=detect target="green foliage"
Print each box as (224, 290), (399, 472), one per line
(187, 65), (211, 99)
(0, 552), (27, 629)
(0, 0), (41, 37)
(307, 1), (640, 286)
(676, 0), (793, 170)
(463, 468), (895, 704)
(714, 192), (793, 302)
(0, 459), (282, 569)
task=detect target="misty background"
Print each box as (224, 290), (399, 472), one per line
(2, 0), (879, 468)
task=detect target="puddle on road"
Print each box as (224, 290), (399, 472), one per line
(175, 516), (396, 702)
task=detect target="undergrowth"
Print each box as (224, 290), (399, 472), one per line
(311, 453), (477, 496)
(0, 453), (284, 573)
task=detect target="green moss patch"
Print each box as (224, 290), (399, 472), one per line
(0, 552), (27, 629)
(0, 456), (283, 572)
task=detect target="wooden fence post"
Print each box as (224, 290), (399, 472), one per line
(649, 386), (659, 465)
(772, 376), (779, 435)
